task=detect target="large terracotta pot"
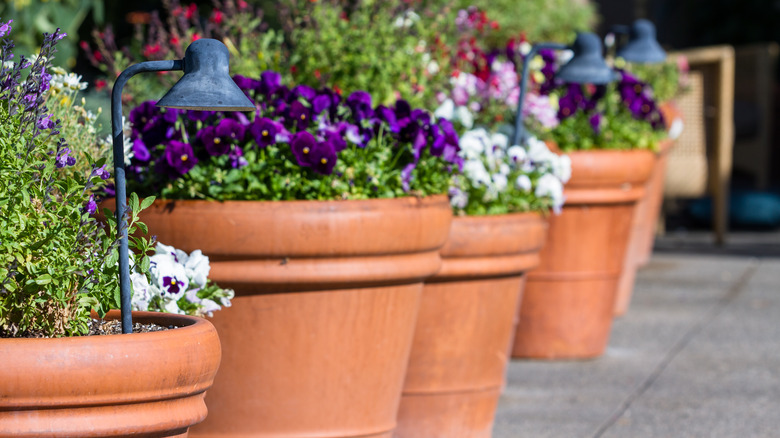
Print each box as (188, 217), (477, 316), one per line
(0, 311), (221, 437)
(511, 149), (654, 359)
(139, 196), (452, 438)
(614, 138), (676, 316)
(395, 212), (547, 438)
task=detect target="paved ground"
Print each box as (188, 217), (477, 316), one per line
(493, 232), (780, 438)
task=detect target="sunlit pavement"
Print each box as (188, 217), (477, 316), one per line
(494, 234), (780, 438)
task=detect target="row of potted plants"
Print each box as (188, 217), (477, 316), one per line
(0, 2), (686, 437)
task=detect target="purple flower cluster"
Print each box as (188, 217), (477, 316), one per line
(616, 70), (665, 129)
(126, 70), (461, 191)
(556, 83), (604, 121)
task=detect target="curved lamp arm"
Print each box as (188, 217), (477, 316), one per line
(111, 60), (183, 334)
(511, 43), (567, 146)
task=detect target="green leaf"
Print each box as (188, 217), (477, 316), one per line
(34, 274), (53, 285)
(139, 195), (156, 210)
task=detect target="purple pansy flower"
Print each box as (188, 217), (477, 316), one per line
(290, 131), (317, 167)
(309, 138), (338, 175)
(288, 101), (311, 129)
(132, 138), (151, 162)
(187, 110), (215, 122)
(162, 276), (182, 294)
(250, 117), (278, 148)
(233, 74), (260, 92)
(346, 90), (374, 122)
(291, 84), (317, 102)
(259, 70), (282, 96)
(198, 118), (245, 156)
(589, 112), (603, 134)
(375, 105), (399, 133)
(164, 140), (197, 176)
(228, 146), (248, 169)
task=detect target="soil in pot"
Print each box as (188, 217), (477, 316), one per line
(0, 311), (221, 438)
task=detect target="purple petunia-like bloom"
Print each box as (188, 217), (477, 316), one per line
(132, 138), (152, 162)
(164, 140), (197, 176)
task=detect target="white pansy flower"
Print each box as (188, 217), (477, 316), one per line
(149, 253), (189, 301)
(455, 105), (474, 129)
(535, 173), (565, 213)
(519, 41), (532, 56)
(491, 132), (509, 150)
(393, 10), (420, 28)
(459, 129), (488, 159)
(492, 173), (508, 191)
(515, 174), (532, 192)
(130, 272), (153, 311)
(184, 249), (211, 288)
(434, 99), (455, 121)
(499, 163), (511, 176)
(551, 154), (572, 184)
(507, 145), (527, 164)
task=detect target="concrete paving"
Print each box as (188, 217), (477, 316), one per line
(493, 251), (780, 438)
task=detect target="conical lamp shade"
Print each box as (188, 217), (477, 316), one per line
(616, 19), (666, 63)
(556, 32), (618, 84)
(157, 38), (255, 111)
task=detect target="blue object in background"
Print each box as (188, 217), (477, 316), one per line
(688, 190), (780, 228)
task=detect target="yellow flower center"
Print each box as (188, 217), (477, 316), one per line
(170, 279), (177, 285)
(300, 114), (306, 120)
(181, 154), (189, 162)
(634, 84), (643, 93)
(214, 138), (221, 144)
(320, 158), (328, 164)
(303, 147), (310, 154)
(262, 130), (269, 137)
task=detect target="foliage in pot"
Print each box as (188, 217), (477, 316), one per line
(0, 23), (221, 437)
(118, 62), (461, 436)
(395, 9), (570, 435)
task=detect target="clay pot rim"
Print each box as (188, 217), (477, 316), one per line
(146, 193), (448, 208)
(0, 311), (210, 344)
(452, 210), (547, 224)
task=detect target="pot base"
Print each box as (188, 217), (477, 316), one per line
(395, 388), (500, 438)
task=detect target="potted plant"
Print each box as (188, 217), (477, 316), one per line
(613, 56), (687, 315)
(116, 60), (459, 436)
(0, 25), (221, 437)
(394, 12), (569, 436)
(510, 47), (664, 359)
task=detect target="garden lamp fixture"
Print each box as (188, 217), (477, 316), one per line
(512, 32), (618, 146)
(112, 38), (254, 334)
(613, 19), (667, 64)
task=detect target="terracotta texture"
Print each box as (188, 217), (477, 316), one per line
(615, 138), (676, 316)
(512, 149), (654, 359)
(0, 311), (221, 437)
(139, 196), (452, 438)
(396, 213), (547, 438)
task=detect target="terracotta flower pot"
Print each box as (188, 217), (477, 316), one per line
(511, 149), (654, 359)
(635, 101), (683, 267)
(138, 196), (452, 438)
(614, 138), (676, 316)
(396, 212), (547, 438)
(0, 311), (221, 437)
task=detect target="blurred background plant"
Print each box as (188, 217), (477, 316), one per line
(0, 0), (104, 68)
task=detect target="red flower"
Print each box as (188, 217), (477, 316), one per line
(143, 43), (162, 58)
(93, 50), (103, 62)
(314, 70), (321, 79)
(79, 41), (89, 51)
(192, 33), (201, 42)
(95, 79), (107, 91)
(237, 0), (249, 10)
(185, 3), (197, 20)
(211, 10), (223, 24)
(170, 35), (180, 46)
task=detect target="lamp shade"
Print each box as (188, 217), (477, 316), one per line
(157, 38), (255, 111)
(556, 32), (618, 85)
(616, 19), (666, 63)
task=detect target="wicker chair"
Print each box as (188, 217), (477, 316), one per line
(665, 45), (735, 244)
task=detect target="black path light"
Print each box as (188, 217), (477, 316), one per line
(612, 19), (667, 64)
(111, 38), (255, 334)
(511, 32), (618, 146)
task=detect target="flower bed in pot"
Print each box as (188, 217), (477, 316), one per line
(394, 127), (567, 436)
(122, 71), (460, 437)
